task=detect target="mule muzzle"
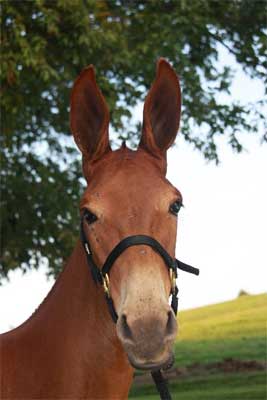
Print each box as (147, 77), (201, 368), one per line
(116, 310), (177, 370)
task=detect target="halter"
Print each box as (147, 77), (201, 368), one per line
(80, 211), (199, 399)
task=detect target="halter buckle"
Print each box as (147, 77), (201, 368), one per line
(169, 269), (176, 295)
(102, 273), (110, 297)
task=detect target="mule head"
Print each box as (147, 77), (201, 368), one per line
(70, 59), (182, 370)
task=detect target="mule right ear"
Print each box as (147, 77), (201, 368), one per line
(70, 65), (111, 162)
(139, 59), (181, 157)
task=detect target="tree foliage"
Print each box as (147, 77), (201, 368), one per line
(1, 0), (266, 280)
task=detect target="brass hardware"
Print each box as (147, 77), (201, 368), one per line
(102, 274), (110, 297)
(85, 243), (91, 255)
(169, 269), (176, 294)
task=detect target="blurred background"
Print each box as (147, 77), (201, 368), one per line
(1, 1), (266, 399)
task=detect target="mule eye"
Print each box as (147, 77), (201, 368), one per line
(169, 200), (183, 216)
(83, 209), (98, 224)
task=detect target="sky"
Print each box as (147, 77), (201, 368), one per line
(0, 48), (266, 334)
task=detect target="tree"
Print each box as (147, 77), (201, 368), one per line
(1, 0), (266, 280)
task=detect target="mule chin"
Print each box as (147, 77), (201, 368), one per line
(127, 351), (175, 371)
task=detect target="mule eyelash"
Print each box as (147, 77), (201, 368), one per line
(169, 200), (184, 216)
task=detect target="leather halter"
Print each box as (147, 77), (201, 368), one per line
(80, 213), (199, 322)
(80, 212), (199, 400)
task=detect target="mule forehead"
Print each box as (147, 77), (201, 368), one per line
(81, 147), (181, 211)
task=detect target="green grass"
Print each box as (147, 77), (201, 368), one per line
(175, 293), (267, 365)
(177, 293), (266, 340)
(174, 337), (265, 365)
(130, 371), (266, 400)
(129, 293), (267, 399)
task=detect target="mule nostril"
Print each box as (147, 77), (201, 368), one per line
(166, 311), (177, 337)
(121, 314), (133, 341)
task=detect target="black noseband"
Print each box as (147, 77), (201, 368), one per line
(80, 213), (199, 323)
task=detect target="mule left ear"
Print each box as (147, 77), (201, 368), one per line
(70, 65), (110, 162)
(139, 58), (181, 156)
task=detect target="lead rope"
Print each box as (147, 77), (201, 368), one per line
(151, 370), (172, 400)
(80, 214), (199, 400)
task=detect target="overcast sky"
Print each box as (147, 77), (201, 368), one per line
(0, 47), (266, 334)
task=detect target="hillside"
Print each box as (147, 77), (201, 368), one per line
(177, 293), (266, 341)
(175, 293), (267, 365)
(130, 293), (267, 400)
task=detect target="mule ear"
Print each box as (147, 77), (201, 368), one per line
(140, 58), (181, 155)
(70, 65), (110, 161)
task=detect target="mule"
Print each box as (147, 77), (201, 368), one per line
(0, 59), (186, 399)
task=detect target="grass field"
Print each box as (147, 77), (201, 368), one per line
(130, 372), (266, 400)
(129, 293), (267, 400)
